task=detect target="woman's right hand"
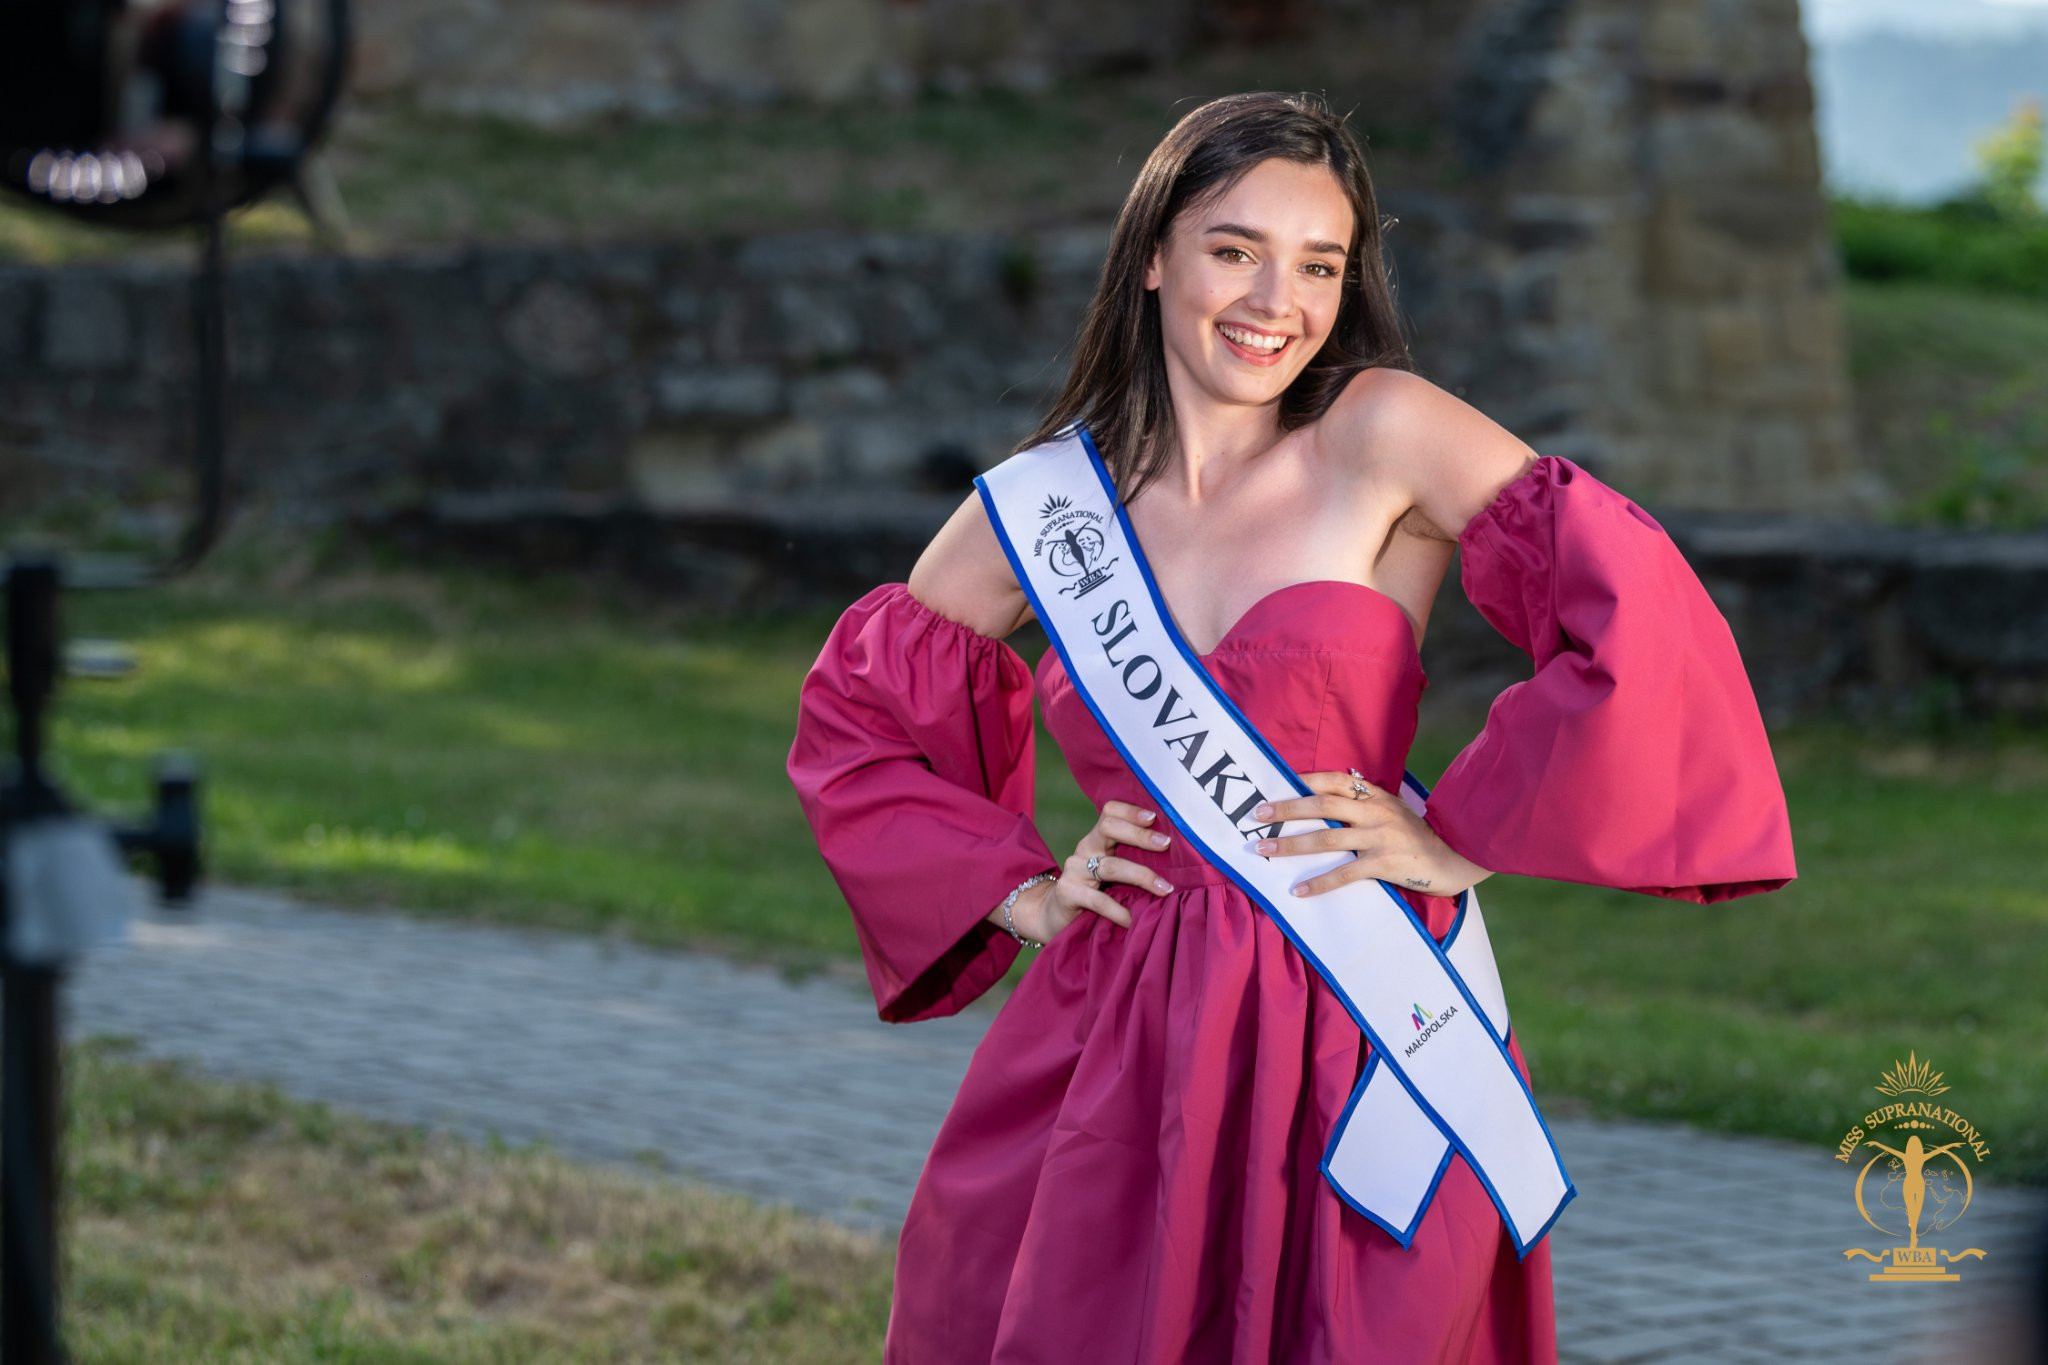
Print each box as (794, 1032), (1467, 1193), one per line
(1014, 800), (1176, 941)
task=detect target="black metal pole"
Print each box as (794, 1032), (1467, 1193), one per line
(159, 202), (228, 579)
(1, 964), (62, 1365)
(3, 556), (67, 1363)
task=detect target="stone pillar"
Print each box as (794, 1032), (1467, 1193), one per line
(1432, 0), (1866, 513)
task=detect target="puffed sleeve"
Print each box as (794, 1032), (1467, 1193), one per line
(787, 583), (1058, 1022)
(1423, 457), (1796, 903)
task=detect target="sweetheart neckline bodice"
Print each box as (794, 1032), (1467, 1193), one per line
(1034, 577), (1424, 679)
(1179, 578), (1422, 661)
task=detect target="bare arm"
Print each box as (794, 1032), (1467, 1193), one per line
(906, 493), (1034, 640)
(908, 493), (1173, 943)
(904, 495), (1056, 930)
(1331, 369), (1541, 543)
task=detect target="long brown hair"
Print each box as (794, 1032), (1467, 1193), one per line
(1017, 91), (1412, 502)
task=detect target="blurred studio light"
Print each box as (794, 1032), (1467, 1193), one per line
(0, 0), (350, 231)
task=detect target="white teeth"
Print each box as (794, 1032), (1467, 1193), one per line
(1219, 324), (1288, 353)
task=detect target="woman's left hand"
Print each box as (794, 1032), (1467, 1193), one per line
(1249, 771), (1493, 899)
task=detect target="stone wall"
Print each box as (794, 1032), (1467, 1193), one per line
(1398, 0), (1864, 511)
(358, 490), (2048, 723)
(350, 0), (1317, 122)
(3, 2), (1870, 525)
(0, 232), (1105, 524)
(0, 169), (1852, 531)
(340, 0), (1864, 501)
(1523, 0), (1861, 508)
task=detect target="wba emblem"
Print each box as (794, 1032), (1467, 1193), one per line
(1030, 494), (1119, 598)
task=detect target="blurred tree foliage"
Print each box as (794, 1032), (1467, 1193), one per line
(1834, 97), (2048, 299)
(1973, 96), (2044, 222)
(1833, 196), (2048, 297)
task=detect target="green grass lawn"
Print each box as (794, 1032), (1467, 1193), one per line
(0, 48), (1447, 269)
(67, 1040), (891, 1362)
(1841, 278), (2048, 526)
(50, 539), (855, 975)
(42, 538), (2048, 1184)
(0, 90), (1147, 267)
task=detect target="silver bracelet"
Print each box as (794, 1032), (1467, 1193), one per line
(1001, 871), (1055, 948)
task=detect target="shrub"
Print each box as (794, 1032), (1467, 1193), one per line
(1834, 195), (2048, 298)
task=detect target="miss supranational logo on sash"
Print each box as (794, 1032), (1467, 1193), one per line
(1030, 494), (1119, 598)
(1838, 1051), (1990, 1283)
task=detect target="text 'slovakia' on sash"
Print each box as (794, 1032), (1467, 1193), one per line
(975, 426), (1574, 1256)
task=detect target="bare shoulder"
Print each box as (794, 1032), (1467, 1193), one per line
(905, 491), (1034, 640)
(1324, 367), (1540, 540)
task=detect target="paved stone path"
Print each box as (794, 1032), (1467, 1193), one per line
(65, 886), (2045, 1364)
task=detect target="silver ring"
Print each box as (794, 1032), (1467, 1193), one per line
(1084, 853), (1104, 884)
(1347, 767), (1372, 800)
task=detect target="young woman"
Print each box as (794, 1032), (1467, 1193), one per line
(788, 91), (1794, 1364)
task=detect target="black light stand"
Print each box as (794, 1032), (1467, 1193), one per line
(0, 222), (219, 1364)
(0, 3), (350, 1354)
(1, 557), (69, 1365)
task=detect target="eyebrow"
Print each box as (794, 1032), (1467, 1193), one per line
(1202, 222), (1348, 256)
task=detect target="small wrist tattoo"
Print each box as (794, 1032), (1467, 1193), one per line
(1404, 877), (1432, 889)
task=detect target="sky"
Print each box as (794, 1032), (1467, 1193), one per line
(1802, 0), (2048, 200)
(1802, 0), (2048, 41)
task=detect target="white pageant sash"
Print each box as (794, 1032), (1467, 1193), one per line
(975, 427), (1573, 1256)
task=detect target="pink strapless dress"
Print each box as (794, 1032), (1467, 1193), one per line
(788, 457), (1795, 1364)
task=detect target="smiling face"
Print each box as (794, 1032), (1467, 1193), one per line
(1143, 156), (1355, 419)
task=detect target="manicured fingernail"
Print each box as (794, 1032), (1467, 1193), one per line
(1154, 878), (1173, 893)
(1139, 809), (1156, 821)
(1150, 832), (1171, 848)
(1254, 803), (1273, 819)
(1290, 883), (1308, 897)
(1255, 840), (1276, 855)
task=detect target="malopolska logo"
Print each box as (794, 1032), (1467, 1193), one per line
(1403, 1001), (1458, 1058)
(1838, 1051), (1990, 1283)
(1031, 494), (1119, 598)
